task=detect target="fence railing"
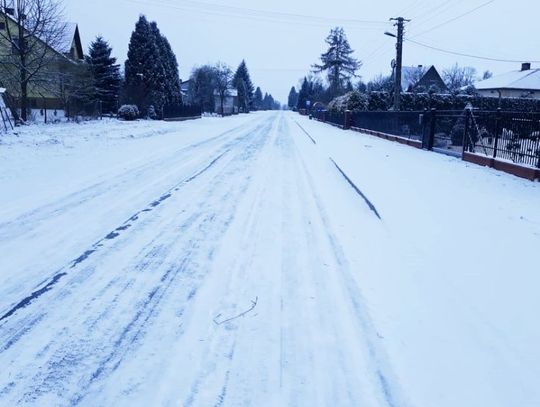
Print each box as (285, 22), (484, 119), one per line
(465, 110), (540, 169)
(163, 104), (202, 120)
(351, 111), (426, 141)
(313, 108), (540, 169)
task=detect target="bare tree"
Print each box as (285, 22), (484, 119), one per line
(442, 64), (478, 93)
(0, 0), (67, 122)
(213, 62), (233, 116)
(403, 66), (427, 91)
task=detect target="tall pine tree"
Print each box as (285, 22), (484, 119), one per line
(233, 60), (254, 113)
(312, 27), (361, 98)
(296, 77), (309, 110)
(150, 22), (182, 106)
(287, 86), (298, 110)
(124, 15), (172, 117)
(252, 87), (263, 111)
(87, 36), (121, 114)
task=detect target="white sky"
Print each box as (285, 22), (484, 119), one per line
(65, 0), (540, 103)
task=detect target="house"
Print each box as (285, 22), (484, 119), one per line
(475, 63), (540, 99)
(214, 89), (239, 115)
(180, 79), (192, 104)
(0, 8), (85, 120)
(402, 65), (449, 93)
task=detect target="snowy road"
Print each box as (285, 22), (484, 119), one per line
(1, 112), (539, 406)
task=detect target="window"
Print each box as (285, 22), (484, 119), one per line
(0, 22), (5, 30)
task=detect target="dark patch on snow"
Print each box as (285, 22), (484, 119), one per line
(330, 158), (382, 220)
(116, 224), (131, 231)
(0, 272), (67, 322)
(72, 250), (96, 268)
(105, 231), (120, 240)
(295, 121), (317, 144)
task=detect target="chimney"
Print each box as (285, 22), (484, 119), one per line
(521, 63), (531, 71)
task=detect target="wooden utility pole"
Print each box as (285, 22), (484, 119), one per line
(390, 17), (410, 111)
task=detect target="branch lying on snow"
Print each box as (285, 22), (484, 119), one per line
(213, 297), (258, 325)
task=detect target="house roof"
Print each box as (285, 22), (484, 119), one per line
(56, 23), (77, 54)
(475, 68), (540, 90)
(1, 11), (82, 60)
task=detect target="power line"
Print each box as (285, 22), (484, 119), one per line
(406, 38), (540, 63)
(410, 0), (496, 38)
(120, 0), (390, 27)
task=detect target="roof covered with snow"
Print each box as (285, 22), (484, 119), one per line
(56, 23), (78, 54)
(475, 68), (540, 90)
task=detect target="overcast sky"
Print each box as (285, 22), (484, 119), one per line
(65, 0), (539, 103)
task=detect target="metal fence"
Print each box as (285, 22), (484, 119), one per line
(313, 108), (540, 169)
(466, 110), (540, 168)
(163, 104), (202, 120)
(351, 111), (426, 141)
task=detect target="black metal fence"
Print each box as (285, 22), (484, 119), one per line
(351, 111), (426, 141)
(163, 104), (202, 120)
(313, 108), (540, 169)
(466, 110), (540, 168)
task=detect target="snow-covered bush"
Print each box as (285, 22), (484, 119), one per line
(118, 105), (140, 121)
(327, 91), (368, 113)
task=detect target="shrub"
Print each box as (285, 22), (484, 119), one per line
(118, 105), (140, 121)
(327, 91), (368, 113)
(450, 121), (465, 146)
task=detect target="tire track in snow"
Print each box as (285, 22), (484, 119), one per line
(0, 119), (271, 326)
(181, 117), (282, 407)
(295, 138), (409, 407)
(0, 116), (277, 406)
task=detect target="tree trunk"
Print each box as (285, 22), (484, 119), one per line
(220, 94), (224, 117)
(19, 13), (28, 122)
(20, 80), (28, 122)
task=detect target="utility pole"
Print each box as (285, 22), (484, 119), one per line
(388, 17), (410, 111)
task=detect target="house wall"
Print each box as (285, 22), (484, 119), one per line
(0, 14), (82, 108)
(214, 95), (239, 115)
(477, 89), (540, 100)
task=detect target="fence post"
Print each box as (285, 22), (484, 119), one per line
(462, 108), (472, 155)
(493, 108), (501, 159)
(427, 108), (436, 150)
(344, 110), (351, 130)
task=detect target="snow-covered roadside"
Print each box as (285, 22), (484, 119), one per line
(296, 114), (540, 407)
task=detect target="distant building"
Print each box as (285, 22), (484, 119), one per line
(180, 79), (192, 104)
(214, 89), (238, 115)
(475, 63), (540, 99)
(402, 65), (448, 93)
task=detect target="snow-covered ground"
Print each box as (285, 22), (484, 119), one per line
(0, 112), (539, 406)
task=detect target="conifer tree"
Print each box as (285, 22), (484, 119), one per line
(233, 60), (254, 112)
(87, 36), (121, 114)
(287, 86), (298, 109)
(253, 87), (263, 110)
(150, 22), (181, 106)
(312, 27), (361, 98)
(124, 15), (166, 116)
(296, 77), (309, 110)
